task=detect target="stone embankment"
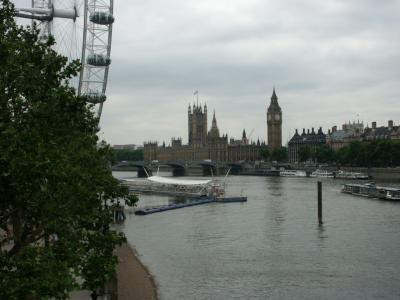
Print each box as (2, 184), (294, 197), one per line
(341, 167), (400, 182)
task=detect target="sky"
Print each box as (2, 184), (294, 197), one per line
(13, 0), (400, 146)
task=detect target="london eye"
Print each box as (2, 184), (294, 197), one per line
(15, 0), (114, 120)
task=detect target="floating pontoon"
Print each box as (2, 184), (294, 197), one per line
(123, 175), (224, 197)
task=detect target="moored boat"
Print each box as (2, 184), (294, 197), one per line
(310, 169), (334, 178)
(341, 182), (400, 201)
(335, 170), (369, 180)
(280, 170), (307, 177)
(341, 182), (378, 198)
(384, 188), (400, 200)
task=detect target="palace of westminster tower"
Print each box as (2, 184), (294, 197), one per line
(188, 103), (208, 147)
(267, 88), (282, 150)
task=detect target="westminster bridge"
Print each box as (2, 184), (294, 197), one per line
(113, 161), (400, 181)
(111, 160), (249, 177)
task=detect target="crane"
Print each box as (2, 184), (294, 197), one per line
(248, 128), (255, 141)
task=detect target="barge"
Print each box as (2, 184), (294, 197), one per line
(134, 196), (247, 215)
(134, 197), (216, 215)
(342, 183), (400, 201)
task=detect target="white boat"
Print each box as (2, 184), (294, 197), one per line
(335, 170), (369, 180)
(385, 188), (400, 200)
(310, 169), (334, 178)
(279, 170), (307, 177)
(123, 175), (224, 197)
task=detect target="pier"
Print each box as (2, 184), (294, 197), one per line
(134, 196), (247, 215)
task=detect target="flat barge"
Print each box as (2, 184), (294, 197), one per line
(342, 183), (400, 201)
(216, 196), (247, 203)
(134, 196), (247, 215)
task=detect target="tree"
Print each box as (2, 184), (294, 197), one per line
(259, 147), (269, 161)
(336, 146), (349, 166)
(298, 146), (311, 162)
(314, 144), (335, 163)
(0, 1), (136, 298)
(270, 147), (287, 162)
(347, 141), (367, 166)
(333, 139), (400, 167)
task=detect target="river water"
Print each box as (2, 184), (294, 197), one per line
(113, 171), (400, 300)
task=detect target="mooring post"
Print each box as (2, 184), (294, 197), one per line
(318, 181), (323, 225)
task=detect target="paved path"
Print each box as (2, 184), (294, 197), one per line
(70, 243), (158, 300)
(116, 243), (158, 300)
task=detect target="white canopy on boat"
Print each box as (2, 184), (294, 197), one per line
(147, 176), (211, 186)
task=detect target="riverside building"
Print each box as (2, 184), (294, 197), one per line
(287, 127), (326, 163)
(326, 121), (364, 151)
(362, 120), (400, 141)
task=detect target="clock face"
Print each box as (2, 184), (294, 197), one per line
(275, 114), (280, 121)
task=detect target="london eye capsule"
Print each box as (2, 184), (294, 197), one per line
(82, 92), (107, 104)
(89, 12), (114, 25)
(86, 54), (111, 66)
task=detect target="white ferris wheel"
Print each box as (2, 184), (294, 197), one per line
(15, 0), (114, 120)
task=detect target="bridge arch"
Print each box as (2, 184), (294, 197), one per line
(160, 162), (186, 176)
(114, 161), (153, 178)
(227, 163), (243, 175)
(197, 162), (217, 176)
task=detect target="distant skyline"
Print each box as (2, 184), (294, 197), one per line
(13, 0), (400, 146)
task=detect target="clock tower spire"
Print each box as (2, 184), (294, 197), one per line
(267, 87), (282, 150)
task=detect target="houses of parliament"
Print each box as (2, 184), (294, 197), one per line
(143, 89), (282, 162)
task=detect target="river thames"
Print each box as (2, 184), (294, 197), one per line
(114, 171), (400, 300)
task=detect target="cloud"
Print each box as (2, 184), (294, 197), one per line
(12, 0), (400, 146)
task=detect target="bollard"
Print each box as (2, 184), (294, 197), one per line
(318, 181), (323, 225)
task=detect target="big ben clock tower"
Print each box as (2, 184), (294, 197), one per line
(267, 88), (282, 150)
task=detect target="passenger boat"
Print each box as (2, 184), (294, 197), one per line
(310, 169), (334, 178)
(279, 170), (307, 177)
(335, 170), (369, 180)
(342, 183), (400, 201)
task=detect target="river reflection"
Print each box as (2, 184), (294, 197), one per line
(114, 172), (400, 300)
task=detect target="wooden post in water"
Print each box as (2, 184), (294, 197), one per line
(318, 181), (323, 225)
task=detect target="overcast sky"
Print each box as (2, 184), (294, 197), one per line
(13, 0), (400, 146)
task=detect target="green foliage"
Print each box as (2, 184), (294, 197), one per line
(298, 140), (400, 166)
(112, 148), (144, 163)
(336, 140), (400, 167)
(270, 147), (287, 162)
(296, 140), (400, 166)
(314, 144), (335, 163)
(259, 147), (269, 160)
(0, 1), (137, 298)
(298, 146), (312, 162)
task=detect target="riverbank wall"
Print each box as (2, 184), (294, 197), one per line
(341, 167), (400, 182)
